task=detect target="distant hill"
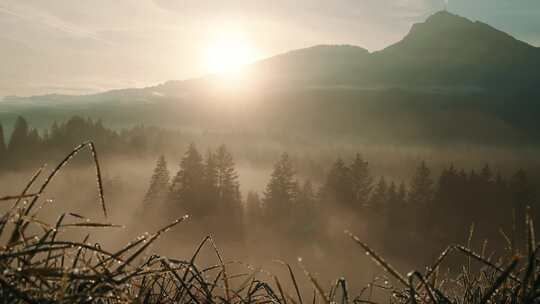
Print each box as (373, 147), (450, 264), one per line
(2, 11), (540, 146)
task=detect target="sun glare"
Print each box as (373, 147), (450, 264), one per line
(205, 32), (255, 75)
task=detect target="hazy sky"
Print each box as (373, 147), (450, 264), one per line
(1, 0), (539, 97)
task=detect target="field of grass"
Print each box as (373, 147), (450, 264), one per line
(0, 142), (539, 303)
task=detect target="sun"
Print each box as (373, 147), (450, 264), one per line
(205, 32), (255, 75)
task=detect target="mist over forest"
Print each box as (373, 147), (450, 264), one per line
(0, 112), (538, 300)
(1, 7), (540, 304)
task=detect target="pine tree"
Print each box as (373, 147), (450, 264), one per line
(8, 116), (29, 153)
(387, 181), (407, 234)
(370, 177), (388, 210)
(434, 165), (465, 236)
(294, 180), (320, 237)
(214, 145), (241, 209)
(27, 129), (41, 162)
(213, 145), (243, 241)
(169, 143), (205, 217)
(436, 165), (461, 214)
(408, 161), (434, 205)
(203, 151), (219, 206)
(263, 153), (298, 218)
(350, 153), (373, 207)
(297, 180), (316, 206)
(143, 155), (170, 207)
(321, 158), (353, 207)
(8, 116), (30, 168)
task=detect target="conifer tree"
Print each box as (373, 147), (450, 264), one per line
(8, 116), (31, 167)
(321, 158), (354, 207)
(203, 151), (219, 206)
(8, 116), (30, 154)
(214, 145), (241, 209)
(297, 180), (316, 206)
(436, 165), (459, 207)
(143, 155), (170, 207)
(370, 177), (388, 211)
(350, 153), (373, 206)
(294, 180), (320, 236)
(213, 145), (243, 240)
(169, 143), (205, 217)
(27, 129), (41, 160)
(408, 161), (434, 205)
(387, 181), (407, 233)
(434, 165), (464, 231)
(263, 153), (298, 217)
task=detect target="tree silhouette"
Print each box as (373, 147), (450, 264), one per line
(294, 180), (320, 237)
(214, 145), (242, 210)
(169, 143), (205, 218)
(27, 129), (41, 155)
(386, 181), (407, 234)
(408, 161), (434, 205)
(350, 153), (373, 207)
(370, 177), (388, 211)
(263, 153), (298, 218)
(321, 158), (354, 208)
(8, 117), (29, 151)
(7, 116), (31, 167)
(213, 145), (243, 241)
(143, 155), (170, 207)
(203, 151), (219, 208)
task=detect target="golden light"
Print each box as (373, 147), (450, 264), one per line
(204, 31), (256, 75)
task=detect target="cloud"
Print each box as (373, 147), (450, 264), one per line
(0, 3), (109, 45)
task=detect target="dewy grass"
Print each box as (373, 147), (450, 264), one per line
(0, 142), (539, 303)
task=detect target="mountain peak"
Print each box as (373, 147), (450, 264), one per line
(423, 10), (471, 25)
(407, 11), (481, 40)
(381, 10), (535, 56)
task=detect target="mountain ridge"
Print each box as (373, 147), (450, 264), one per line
(5, 10), (540, 102)
(1, 11), (540, 146)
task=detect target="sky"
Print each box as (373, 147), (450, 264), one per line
(1, 0), (540, 97)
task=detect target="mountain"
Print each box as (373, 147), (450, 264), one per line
(370, 11), (540, 90)
(1, 11), (540, 145)
(249, 11), (540, 90)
